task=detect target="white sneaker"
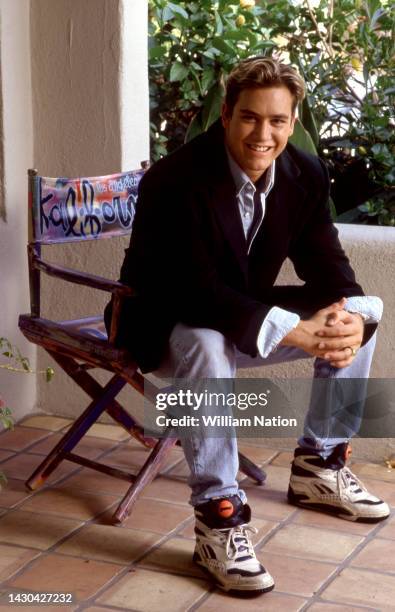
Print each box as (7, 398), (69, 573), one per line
(193, 496), (274, 595)
(288, 444), (390, 523)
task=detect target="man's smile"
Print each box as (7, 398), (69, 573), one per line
(247, 144), (272, 153)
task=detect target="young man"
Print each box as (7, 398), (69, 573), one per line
(109, 57), (389, 596)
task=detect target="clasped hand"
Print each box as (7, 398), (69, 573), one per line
(282, 297), (364, 368)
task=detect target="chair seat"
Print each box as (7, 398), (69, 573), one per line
(18, 313), (134, 370)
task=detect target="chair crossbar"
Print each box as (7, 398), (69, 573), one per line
(65, 452), (136, 483)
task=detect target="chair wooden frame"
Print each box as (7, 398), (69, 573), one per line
(19, 167), (266, 524)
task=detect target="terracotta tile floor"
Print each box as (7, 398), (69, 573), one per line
(0, 418), (394, 611)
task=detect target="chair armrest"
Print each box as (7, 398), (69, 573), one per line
(33, 257), (133, 296)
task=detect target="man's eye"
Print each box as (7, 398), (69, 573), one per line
(242, 116), (256, 122)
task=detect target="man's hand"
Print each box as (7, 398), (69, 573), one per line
(281, 298), (364, 368)
(316, 308), (364, 368)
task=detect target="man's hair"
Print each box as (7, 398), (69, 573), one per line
(224, 56), (305, 115)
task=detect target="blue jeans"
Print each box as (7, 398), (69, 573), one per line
(155, 323), (376, 506)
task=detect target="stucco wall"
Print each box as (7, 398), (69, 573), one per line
(0, 0), (36, 423)
(31, 0), (149, 418)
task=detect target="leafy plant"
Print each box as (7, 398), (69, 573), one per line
(148, 0), (394, 224)
(286, 0), (394, 225)
(0, 337), (54, 488)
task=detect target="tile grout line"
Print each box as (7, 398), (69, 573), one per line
(298, 512), (394, 611)
(0, 425), (65, 455)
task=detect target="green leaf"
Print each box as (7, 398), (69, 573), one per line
(185, 113), (204, 143)
(161, 6), (174, 22)
(214, 11), (224, 36)
(201, 68), (215, 93)
(170, 62), (189, 82)
(370, 7), (386, 29)
(201, 82), (224, 131)
(223, 30), (252, 41)
(328, 196), (337, 222)
(202, 48), (221, 60)
(149, 45), (167, 60)
(289, 119), (318, 156)
(185, 82), (224, 143)
(299, 97), (319, 148)
(167, 2), (189, 20)
(211, 37), (235, 55)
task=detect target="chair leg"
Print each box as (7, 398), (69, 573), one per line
(238, 452), (266, 485)
(26, 374), (127, 490)
(48, 351), (157, 448)
(112, 426), (178, 523)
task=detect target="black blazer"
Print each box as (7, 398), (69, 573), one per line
(106, 120), (371, 372)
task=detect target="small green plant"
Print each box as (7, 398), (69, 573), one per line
(0, 337), (54, 488)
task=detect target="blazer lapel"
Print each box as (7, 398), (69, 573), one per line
(202, 121), (249, 279)
(209, 175), (249, 279)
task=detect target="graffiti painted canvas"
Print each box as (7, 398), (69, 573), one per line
(31, 169), (145, 244)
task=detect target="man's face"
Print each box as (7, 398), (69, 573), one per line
(222, 86), (296, 182)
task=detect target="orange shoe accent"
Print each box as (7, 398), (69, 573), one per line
(217, 499), (234, 518)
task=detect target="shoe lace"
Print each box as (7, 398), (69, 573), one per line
(339, 466), (367, 494)
(220, 524), (258, 561)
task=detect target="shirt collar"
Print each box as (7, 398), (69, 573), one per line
(226, 147), (275, 197)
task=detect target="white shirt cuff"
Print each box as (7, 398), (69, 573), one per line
(344, 296), (383, 324)
(257, 306), (300, 358)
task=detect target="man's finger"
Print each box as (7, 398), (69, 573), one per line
(329, 358), (354, 368)
(318, 337), (361, 353)
(326, 311), (353, 324)
(321, 345), (360, 360)
(319, 297), (347, 315)
(317, 326), (358, 339)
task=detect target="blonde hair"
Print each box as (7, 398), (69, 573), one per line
(224, 56), (305, 115)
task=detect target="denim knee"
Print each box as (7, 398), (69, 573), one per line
(168, 324), (236, 378)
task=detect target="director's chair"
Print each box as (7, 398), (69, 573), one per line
(18, 166), (266, 524)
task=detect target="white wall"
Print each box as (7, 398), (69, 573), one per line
(0, 0), (36, 424)
(31, 0), (149, 417)
(120, 0), (150, 170)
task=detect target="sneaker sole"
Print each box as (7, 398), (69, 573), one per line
(193, 557), (275, 596)
(288, 486), (390, 523)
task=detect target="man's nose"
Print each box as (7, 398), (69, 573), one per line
(254, 121), (272, 141)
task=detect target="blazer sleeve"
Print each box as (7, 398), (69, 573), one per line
(289, 158), (364, 301)
(287, 157), (378, 345)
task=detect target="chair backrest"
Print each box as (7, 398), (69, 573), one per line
(28, 167), (146, 245)
(27, 165), (147, 318)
